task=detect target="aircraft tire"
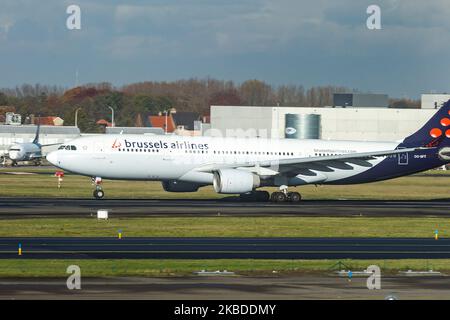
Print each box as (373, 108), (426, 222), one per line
(289, 192), (301, 202)
(271, 192), (287, 202)
(93, 189), (105, 199)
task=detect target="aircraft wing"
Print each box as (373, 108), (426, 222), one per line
(195, 147), (430, 176)
(40, 143), (63, 147)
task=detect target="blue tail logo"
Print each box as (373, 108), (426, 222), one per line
(402, 100), (450, 148)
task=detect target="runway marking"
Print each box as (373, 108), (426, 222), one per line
(3, 250), (450, 254)
(0, 242), (449, 247)
(1, 237), (450, 258)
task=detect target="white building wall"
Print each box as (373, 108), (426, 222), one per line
(210, 106), (274, 138)
(421, 94), (450, 109)
(211, 106), (437, 142)
(274, 107), (436, 141)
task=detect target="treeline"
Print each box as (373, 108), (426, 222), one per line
(0, 78), (417, 132)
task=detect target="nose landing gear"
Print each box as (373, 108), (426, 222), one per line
(93, 188), (104, 199)
(92, 177), (105, 199)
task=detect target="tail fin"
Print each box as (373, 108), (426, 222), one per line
(402, 100), (450, 148)
(32, 117), (40, 145)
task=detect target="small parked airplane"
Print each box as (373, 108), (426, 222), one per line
(47, 100), (450, 202)
(3, 123), (61, 166)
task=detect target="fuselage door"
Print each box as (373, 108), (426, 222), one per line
(398, 148), (408, 165)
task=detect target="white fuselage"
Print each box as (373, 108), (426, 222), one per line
(47, 134), (398, 186)
(8, 143), (42, 161)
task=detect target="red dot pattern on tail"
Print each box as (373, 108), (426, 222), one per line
(441, 118), (450, 127)
(430, 128), (442, 138)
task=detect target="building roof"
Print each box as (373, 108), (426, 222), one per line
(171, 112), (200, 130)
(96, 119), (112, 127)
(0, 125), (80, 134)
(149, 115), (176, 132)
(106, 127), (165, 135)
(35, 116), (64, 126)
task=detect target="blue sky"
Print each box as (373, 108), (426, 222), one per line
(0, 0), (449, 98)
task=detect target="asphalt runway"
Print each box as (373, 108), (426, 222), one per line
(1, 197), (450, 217)
(1, 237), (450, 259)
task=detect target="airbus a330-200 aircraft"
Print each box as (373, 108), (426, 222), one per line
(47, 101), (450, 202)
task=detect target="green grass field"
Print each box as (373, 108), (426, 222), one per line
(0, 168), (449, 277)
(1, 167), (450, 200)
(0, 216), (448, 277)
(2, 259), (449, 277)
(0, 217), (448, 238)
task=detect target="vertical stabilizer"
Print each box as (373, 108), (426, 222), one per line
(32, 117), (41, 145)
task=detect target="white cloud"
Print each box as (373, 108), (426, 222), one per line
(106, 34), (179, 59)
(0, 16), (14, 40)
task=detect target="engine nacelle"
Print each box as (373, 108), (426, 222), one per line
(438, 147), (450, 161)
(213, 169), (260, 194)
(162, 180), (201, 192)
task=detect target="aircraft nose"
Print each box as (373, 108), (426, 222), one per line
(46, 151), (59, 166)
(8, 146), (21, 160)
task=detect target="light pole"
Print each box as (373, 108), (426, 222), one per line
(74, 107), (81, 128)
(164, 110), (168, 134)
(107, 105), (115, 127)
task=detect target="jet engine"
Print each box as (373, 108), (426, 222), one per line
(213, 169), (260, 194)
(438, 147), (450, 161)
(162, 180), (202, 192)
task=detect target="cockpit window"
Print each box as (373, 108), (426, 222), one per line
(58, 145), (77, 150)
(9, 148), (20, 151)
(58, 145), (76, 151)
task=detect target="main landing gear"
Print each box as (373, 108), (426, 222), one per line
(270, 185), (301, 203)
(240, 186), (302, 203)
(92, 177), (105, 199)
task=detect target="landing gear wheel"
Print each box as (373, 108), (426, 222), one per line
(288, 192), (301, 202)
(271, 192), (287, 202)
(93, 189), (105, 199)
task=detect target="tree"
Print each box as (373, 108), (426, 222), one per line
(0, 92), (8, 105)
(208, 89), (241, 107)
(239, 80), (274, 106)
(63, 108), (97, 132)
(389, 99), (420, 109)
